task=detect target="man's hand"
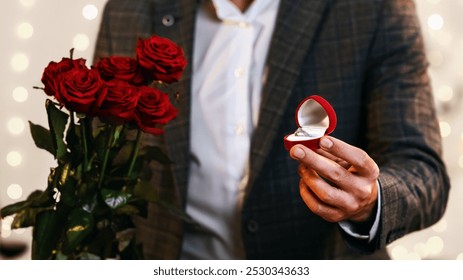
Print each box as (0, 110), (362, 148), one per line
(289, 136), (379, 223)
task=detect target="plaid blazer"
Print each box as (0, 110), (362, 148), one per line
(94, 0), (450, 259)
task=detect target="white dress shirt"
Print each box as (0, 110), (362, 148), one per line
(181, 0), (380, 259)
(181, 0), (280, 259)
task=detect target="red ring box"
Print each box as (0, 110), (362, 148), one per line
(284, 95), (337, 151)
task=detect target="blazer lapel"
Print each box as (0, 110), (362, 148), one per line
(150, 0), (198, 205)
(247, 0), (329, 190)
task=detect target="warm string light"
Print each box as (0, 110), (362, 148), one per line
(390, 236), (445, 260)
(73, 34), (90, 51)
(19, 0), (36, 7)
(10, 53), (29, 72)
(7, 117), (25, 135)
(17, 22), (34, 39)
(439, 121), (451, 138)
(428, 14), (444, 30)
(82, 4), (98, 20)
(7, 184), (23, 200)
(6, 151), (22, 167)
(12, 87), (29, 103)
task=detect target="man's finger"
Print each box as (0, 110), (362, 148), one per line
(319, 136), (379, 178)
(315, 148), (351, 169)
(292, 144), (356, 191)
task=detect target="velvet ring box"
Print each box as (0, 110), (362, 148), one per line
(284, 95), (337, 151)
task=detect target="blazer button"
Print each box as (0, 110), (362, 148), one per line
(162, 15), (175, 27)
(247, 220), (259, 233)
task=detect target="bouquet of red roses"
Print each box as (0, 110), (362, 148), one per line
(0, 35), (186, 259)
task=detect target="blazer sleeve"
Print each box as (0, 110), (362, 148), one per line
(349, 0), (451, 252)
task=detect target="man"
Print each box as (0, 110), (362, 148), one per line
(94, 0), (450, 259)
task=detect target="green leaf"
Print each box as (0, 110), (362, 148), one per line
(65, 120), (81, 157)
(46, 99), (69, 160)
(29, 121), (55, 156)
(32, 210), (61, 259)
(63, 208), (94, 253)
(11, 207), (47, 229)
(59, 176), (77, 207)
(1, 201), (31, 218)
(0, 190), (52, 218)
(101, 189), (132, 209)
(28, 190), (53, 206)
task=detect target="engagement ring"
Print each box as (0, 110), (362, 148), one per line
(294, 127), (310, 137)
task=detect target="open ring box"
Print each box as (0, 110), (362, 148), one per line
(284, 95), (337, 151)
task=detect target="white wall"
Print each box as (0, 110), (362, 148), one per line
(1, 0), (462, 260)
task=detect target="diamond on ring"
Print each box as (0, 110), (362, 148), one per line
(294, 127), (310, 137)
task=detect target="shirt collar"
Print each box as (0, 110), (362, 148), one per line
(211, 0), (276, 23)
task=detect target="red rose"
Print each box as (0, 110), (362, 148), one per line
(98, 80), (141, 124)
(57, 67), (105, 114)
(94, 56), (145, 85)
(136, 35), (187, 84)
(41, 58), (87, 98)
(134, 86), (178, 135)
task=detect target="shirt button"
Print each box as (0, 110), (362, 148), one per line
(234, 68), (244, 78)
(247, 220), (259, 233)
(162, 15), (175, 27)
(235, 124), (245, 135)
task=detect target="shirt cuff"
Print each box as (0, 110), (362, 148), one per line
(338, 180), (382, 243)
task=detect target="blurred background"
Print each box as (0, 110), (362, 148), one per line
(0, 0), (462, 260)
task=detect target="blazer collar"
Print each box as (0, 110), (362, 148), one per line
(247, 0), (329, 191)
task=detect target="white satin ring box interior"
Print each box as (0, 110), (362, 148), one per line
(284, 95), (337, 151)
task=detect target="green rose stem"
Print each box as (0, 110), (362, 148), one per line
(80, 117), (89, 172)
(97, 125), (116, 189)
(127, 129), (142, 179)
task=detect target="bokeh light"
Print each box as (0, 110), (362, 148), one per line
(7, 184), (23, 200)
(7, 117), (26, 135)
(428, 14), (444, 30)
(6, 151), (23, 167)
(72, 33), (90, 51)
(12, 87), (29, 103)
(82, 4), (98, 20)
(1, 216), (14, 238)
(17, 22), (34, 39)
(436, 85), (454, 102)
(439, 121), (451, 138)
(10, 53), (29, 72)
(426, 236), (444, 255)
(390, 245), (421, 260)
(19, 0), (36, 7)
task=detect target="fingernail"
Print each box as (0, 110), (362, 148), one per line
(292, 147), (305, 159)
(320, 137), (333, 149)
